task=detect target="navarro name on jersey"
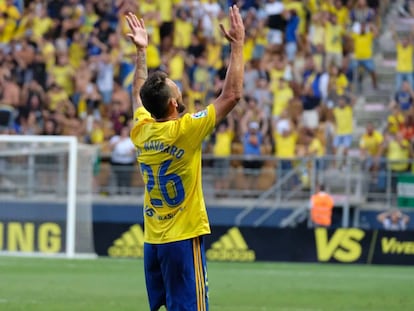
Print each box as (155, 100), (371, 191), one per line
(139, 140), (185, 159)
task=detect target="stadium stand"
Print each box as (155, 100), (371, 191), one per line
(1, 0), (413, 221)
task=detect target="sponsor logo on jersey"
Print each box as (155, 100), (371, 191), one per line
(191, 110), (208, 119)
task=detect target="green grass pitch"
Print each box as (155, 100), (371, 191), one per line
(0, 257), (413, 311)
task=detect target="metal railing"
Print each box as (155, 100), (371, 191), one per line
(1, 152), (413, 211)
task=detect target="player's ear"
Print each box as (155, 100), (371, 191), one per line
(169, 97), (178, 109)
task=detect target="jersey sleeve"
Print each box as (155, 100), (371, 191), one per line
(179, 104), (216, 149)
(133, 107), (153, 125)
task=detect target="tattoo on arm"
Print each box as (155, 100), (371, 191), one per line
(132, 49), (148, 112)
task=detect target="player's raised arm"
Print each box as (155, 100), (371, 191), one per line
(125, 12), (148, 113)
(213, 5), (245, 125)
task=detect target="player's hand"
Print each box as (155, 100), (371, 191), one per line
(125, 12), (148, 49)
(220, 5), (245, 46)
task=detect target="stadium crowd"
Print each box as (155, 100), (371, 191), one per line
(0, 0), (412, 194)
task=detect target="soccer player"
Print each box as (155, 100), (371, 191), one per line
(125, 6), (245, 311)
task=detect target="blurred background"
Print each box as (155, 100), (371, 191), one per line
(1, 0), (414, 234)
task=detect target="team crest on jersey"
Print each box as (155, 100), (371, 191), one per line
(191, 110), (208, 119)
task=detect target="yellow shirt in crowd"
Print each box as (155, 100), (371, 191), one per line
(69, 42), (86, 69)
(387, 139), (410, 172)
(0, 16), (16, 43)
(157, 0), (178, 23)
(48, 90), (69, 112)
(284, 0), (306, 34)
(206, 41), (222, 70)
(333, 106), (353, 135)
(0, 1), (20, 20)
(274, 132), (298, 159)
(32, 16), (53, 39)
(213, 130), (234, 157)
(272, 86), (293, 117)
(396, 43), (413, 73)
(50, 66), (75, 96)
(186, 89), (205, 114)
(352, 32), (374, 60)
(388, 113), (405, 134)
(359, 131), (383, 156)
(309, 137), (325, 157)
(334, 74), (349, 96)
(147, 43), (161, 69)
(324, 22), (343, 54)
(168, 53), (185, 81)
(331, 6), (350, 29)
(140, 2), (160, 46)
(173, 18), (193, 49)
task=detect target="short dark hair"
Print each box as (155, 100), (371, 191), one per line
(140, 71), (171, 119)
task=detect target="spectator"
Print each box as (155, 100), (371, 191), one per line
(173, 7), (193, 50)
(332, 0), (350, 31)
(244, 60), (261, 95)
(112, 79), (131, 114)
(391, 25), (414, 91)
(0, 70), (20, 108)
(212, 114), (234, 197)
(333, 95), (354, 161)
(359, 122), (383, 171)
(310, 184), (335, 227)
(240, 107), (268, 191)
(157, 0), (175, 51)
(94, 51), (114, 106)
(41, 117), (59, 136)
(0, 103), (16, 131)
(351, 0), (375, 28)
(273, 117), (298, 185)
(390, 80), (414, 113)
(377, 209), (410, 231)
(387, 106), (405, 135)
(50, 53), (75, 98)
(110, 100), (129, 136)
(301, 57), (323, 130)
(45, 83), (69, 113)
(308, 12), (325, 70)
(283, 9), (299, 63)
(201, 0), (221, 39)
(306, 130), (326, 171)
(351, 22), (378, 91)
(324, 13), (344, 70)
(376, 132), (412, 191)
(324, 64), (349, 108)
(0, 0), (392, 200)
(167, 48), (186, 92)
(17, 111), (41, 135)
(109, 125), (136, 195)
(264, 0), (285, 51)
(272, 78), (294, 120)
(400, 115), (414, 143)
(253, 77), (272, 115)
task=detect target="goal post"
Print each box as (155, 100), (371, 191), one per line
(0, 135), (97, 258)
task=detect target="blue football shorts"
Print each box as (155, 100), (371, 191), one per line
(144, 236), (208, 311)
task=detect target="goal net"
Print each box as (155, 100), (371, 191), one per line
(0, 135), (97, 258)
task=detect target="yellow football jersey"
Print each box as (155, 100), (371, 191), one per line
(130, 105), (216, 244)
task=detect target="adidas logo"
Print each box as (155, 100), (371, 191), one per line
(206, 227), (256, 262)
(108, 224), (144, 258)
